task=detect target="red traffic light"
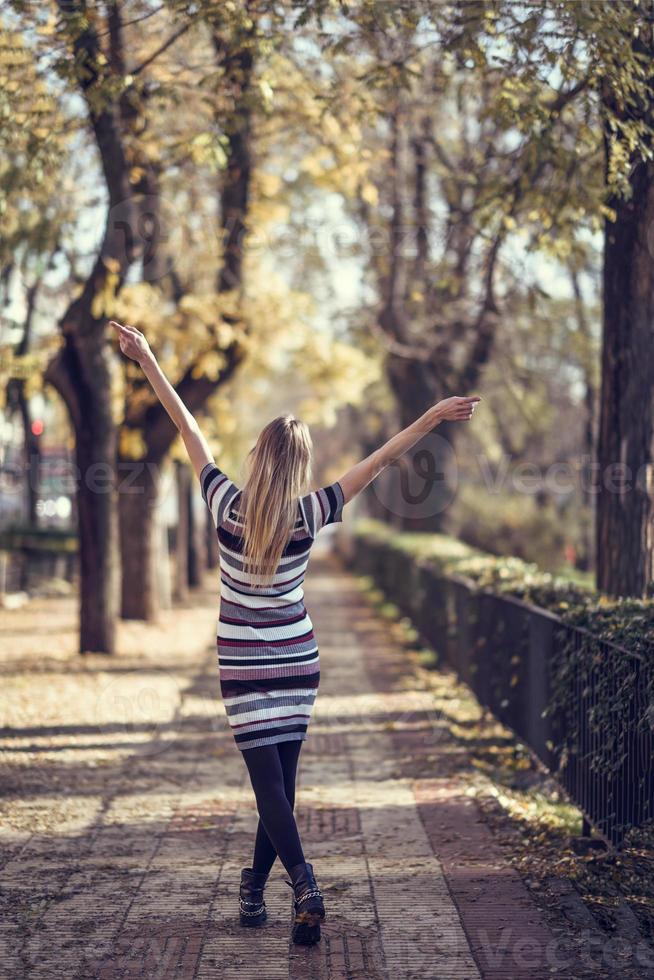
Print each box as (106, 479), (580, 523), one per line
(31, 419), (44, 436)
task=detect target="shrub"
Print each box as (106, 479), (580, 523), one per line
(349, 519), (654, 654)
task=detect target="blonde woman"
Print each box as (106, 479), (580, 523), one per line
(112, 319), (480, 945)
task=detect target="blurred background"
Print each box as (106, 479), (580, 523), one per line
(0, 1), (652, 653)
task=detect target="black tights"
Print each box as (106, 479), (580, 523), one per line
(241, 739), (304, 876)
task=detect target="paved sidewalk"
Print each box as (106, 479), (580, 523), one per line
(1, 553), (572, 979)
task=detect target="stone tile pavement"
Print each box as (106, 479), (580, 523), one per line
(0, 553), (599, 979)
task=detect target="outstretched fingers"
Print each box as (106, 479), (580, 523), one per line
(110, 320), (143, 362)
(110, 320), (139, 336)
(458, 395), (481, 421)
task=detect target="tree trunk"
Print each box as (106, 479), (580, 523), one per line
(597, 32), (654, 598)
(46, 3), (145, 651)
(116, 26), (254, 617)
(187, 479), (206, 587)
(369, 95), (498, 537)
(47, 328), (125, 652)
(174, 460), (190, 601)
(154, 503), (172, 611)
(118, 460), (160, 620)
(49, 335), (121, 653)
(17, 388), (40, 527)
(76, 429), (119, 652)
(570, 267), (596, 573)
(596, 156), (654, 596)
(386, 356), (458, 532)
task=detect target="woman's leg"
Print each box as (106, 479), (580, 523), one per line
(241, 741), (305, 875)
(251, 740), (303, 875)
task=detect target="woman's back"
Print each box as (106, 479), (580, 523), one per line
(201, 460), (344, 602)
(199, 459), (344, 750)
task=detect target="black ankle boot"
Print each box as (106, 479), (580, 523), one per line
(285, 861), (325, 946)
(239, 867), (268, 927)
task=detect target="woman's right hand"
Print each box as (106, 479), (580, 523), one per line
(433, 395), (481, 423)
(110, 320), (153, 367)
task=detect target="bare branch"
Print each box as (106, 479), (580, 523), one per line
(131, 23), (193, 77)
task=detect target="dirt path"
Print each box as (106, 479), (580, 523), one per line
(0, 553), (632, 979)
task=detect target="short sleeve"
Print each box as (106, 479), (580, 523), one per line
(200, 460), (240, 529)
(301, 481), (345, 538)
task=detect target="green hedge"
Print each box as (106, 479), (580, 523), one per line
(348, 519), (653, 656)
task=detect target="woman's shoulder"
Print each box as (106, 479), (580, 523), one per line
(299, 482), (344, 537)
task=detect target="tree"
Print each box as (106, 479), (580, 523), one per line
(6, 0), (377, 644)
(595, 5), (654, 596)
(38, 1), (162, 652)
(461, 0), (654, 594)
(0, 22), (70, 527)
(115, 6), (255, 620)
(302, 0), (654, 584)
(309, 8), (594, 529)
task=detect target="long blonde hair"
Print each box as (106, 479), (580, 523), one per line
(241, 415), (313, 586)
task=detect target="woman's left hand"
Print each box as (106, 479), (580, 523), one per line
(110, 320), (153, 367)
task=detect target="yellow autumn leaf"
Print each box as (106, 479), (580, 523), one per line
(192, 349), (227, 381)
(90, 272), (119, 318)
(360, 181), (378, 206)
(257, 171), (282, 198)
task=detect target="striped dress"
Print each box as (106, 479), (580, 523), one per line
(200, 459), (345, 751)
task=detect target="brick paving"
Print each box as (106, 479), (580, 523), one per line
(0, 552), (591, 979)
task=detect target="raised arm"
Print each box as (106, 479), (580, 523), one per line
(111, 320), (213, 481)
(338, 395), (481, 504)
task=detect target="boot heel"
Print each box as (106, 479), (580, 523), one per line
(286, 862), (325, 946)
(294, 924), (320, 945)
(292, 914), (322, 945)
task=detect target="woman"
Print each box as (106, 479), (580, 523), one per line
(112, 319), (480, 945)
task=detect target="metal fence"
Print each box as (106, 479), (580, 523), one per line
(346, 533), (653, 846)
